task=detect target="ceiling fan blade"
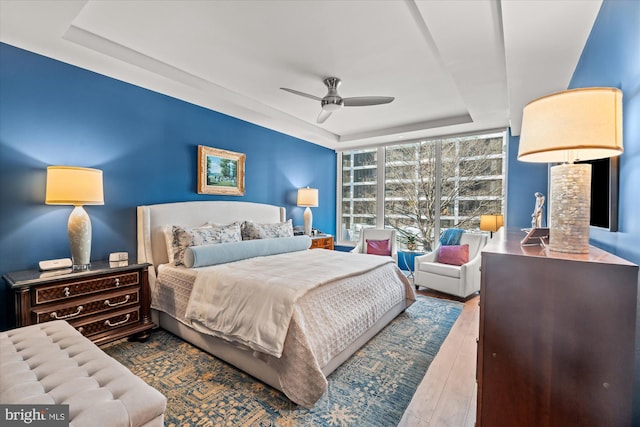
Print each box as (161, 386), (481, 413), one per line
(280, 87), (322, 101)
(317, 110), (332, 124)
(343, 96), (395, 107)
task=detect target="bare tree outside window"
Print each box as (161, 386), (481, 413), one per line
(339, 133), (505, 251)
(385, 136), (504, 251)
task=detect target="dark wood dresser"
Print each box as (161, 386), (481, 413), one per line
(476, 230), (638, 426)
(5, 262), (155, 346)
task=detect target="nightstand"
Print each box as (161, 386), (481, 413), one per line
(310, 235), (334, 250)
(4, 261), (155, 346)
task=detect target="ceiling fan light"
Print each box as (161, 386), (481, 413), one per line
(322, 97), (343, 111)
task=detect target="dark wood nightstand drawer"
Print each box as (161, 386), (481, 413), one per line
(34, 271), (139, 304)
(33, 287), (140, 324)
(73, 307), (140, 338)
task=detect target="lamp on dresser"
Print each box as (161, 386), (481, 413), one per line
(46, 166), (104, 270)
(480, 214), (504, 238)
(518, 87), (623, 254)
(297, 186), (318, 235)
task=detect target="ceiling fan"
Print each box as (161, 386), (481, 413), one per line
(281, 77), (395, 124)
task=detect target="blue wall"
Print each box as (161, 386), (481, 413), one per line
(568, 0), (640, 422)
(506, 129), (549, 229)
(0, 43), (336, 330)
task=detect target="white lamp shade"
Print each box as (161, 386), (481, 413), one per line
(46, 166), (104, 206)
(297, 187), (318, 207)
(518, 87), (623, 163)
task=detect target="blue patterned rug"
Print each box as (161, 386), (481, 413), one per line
(104, 296), (462, 426)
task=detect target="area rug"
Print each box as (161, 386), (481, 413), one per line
(104, 296), (462, 426)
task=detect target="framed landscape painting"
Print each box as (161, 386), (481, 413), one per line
(197, 145), (246, 195)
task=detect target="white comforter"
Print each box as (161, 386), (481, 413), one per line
(184, 249), (395, 358)
(154, 249), (414, 407)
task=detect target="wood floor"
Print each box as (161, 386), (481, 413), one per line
(399, 290), (479, 427)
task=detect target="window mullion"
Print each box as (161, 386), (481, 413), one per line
(434, 140), (442, 242)
(376, 146), (385, 228)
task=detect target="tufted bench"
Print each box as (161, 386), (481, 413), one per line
(0, 320), (166, 427)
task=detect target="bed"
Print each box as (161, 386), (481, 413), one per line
(137, 201), (415, 407)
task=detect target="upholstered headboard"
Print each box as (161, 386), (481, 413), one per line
(137, 201), (286, 288)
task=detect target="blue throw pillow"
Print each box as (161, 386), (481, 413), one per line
(439, 228), (464, 246)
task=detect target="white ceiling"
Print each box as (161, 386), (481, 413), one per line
(0, 0), (602, 151)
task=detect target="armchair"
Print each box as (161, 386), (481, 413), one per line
(351, 228), (398, 262)
(414, 232), (488, 298)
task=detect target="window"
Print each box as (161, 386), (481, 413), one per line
(338, 132), (506, 251)
(339, 149), (378, 242)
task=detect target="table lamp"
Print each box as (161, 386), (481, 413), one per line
(297, 187), (318, 235)
(518, 87), (623, 253)
(480, 214), (504, 238)
(46, 166), (104, 270)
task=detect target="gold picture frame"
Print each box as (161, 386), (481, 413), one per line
(197, 145), (246, 195)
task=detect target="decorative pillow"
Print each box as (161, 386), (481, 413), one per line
(440, 228), (464, 246)
(241, 219), (293, 240)
(366, 239), (391, 256)
(184, 235), (312, 268)
(162, 224), (209, 263)
(438, 244), (469, 266)
(172, 222), (241, 266)
(163, 225), (177, 264)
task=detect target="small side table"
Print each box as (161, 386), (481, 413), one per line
(310, 234), (334, 250)
(399, 250), (425, 288)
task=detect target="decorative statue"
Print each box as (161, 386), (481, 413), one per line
(531, 192), (545, 229)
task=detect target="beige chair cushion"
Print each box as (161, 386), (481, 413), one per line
(418, 261), (461, 279)
(0, 321), (166, 427)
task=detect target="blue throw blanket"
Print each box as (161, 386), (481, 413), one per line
(439, 228), (464, 246)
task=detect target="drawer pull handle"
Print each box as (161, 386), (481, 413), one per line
(77, 327), (84, 334)
(105, 314), (130, 327)
(63, 287), (70, 297)
(114, 278), (120, 287)
(104, 295), (130, 307)
(50, 305), (83, 320)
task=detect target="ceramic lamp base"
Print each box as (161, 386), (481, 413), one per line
(549, 163), (591, 254)
(303, 207), (313, 235)
(68, 206), (92, 270)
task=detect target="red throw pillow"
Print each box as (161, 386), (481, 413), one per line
(438, 244), (469, 266)
(366, 239), (391, 256)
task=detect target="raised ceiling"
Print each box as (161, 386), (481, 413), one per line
(0, 0), (602, 150)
